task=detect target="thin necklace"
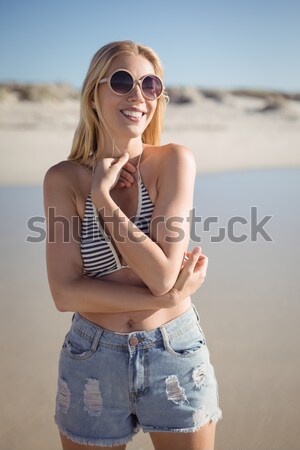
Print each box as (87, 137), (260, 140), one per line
(92, 144), (143, 175)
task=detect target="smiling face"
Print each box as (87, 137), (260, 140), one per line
(96, 54), (158, 149)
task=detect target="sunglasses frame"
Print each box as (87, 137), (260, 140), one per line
(99, 69), (164, 100)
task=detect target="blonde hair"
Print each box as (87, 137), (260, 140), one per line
(68, 40), (168, 164)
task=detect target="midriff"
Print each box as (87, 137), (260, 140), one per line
(80, 267), (191, 333)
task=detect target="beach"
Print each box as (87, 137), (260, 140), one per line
(0, 87), (299, 449)
(1, 88), (300, 185)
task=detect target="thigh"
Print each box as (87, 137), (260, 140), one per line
(55, 317), (137, 447)
(149, 421), (216, 450)
(136, 317), (221, 433)
(60, 432), (127, 450)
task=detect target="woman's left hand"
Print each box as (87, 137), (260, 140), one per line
(171, 247), (208, 304)
(115, 160), (136, 188)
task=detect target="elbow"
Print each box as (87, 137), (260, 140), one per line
(48, 272), (85, 312)
(50, 284), (71, 312)
(52, 292), (68, 312)
(54, 300), (68, 312)
(150, 287), (171, 297)
(148, 275), (177, 297)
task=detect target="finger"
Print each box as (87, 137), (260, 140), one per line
(184, 247), (202, 272)
(193, 246), (202, 254)
(183, 246), (202, 261)
(195, 255), (208, 275)
(108, 154), (130, 185)
(120, 178), (132, 188)
(115, 180), (126, 188)
(123, 161), (136, 174)
(119, 152), (129, 164)
(190, 246), (202, 257)
(114, 154), (130, 174)
(110, 153), (129, 167)
(195, 253), (208, 265)
(120, 168), (135, 185)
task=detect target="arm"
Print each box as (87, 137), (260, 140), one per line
(92, 146), (196, 296)
(44, 162), (205, 313)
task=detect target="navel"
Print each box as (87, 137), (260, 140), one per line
(127, 319), (134, 329)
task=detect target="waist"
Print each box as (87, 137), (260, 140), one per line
(80, 298), (192, 333)
(71, 303), (200, 345)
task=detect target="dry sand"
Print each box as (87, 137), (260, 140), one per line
(0, 90), (299, 449)
(0, 89), (300, 185)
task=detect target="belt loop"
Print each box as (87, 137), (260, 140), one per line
(192, 303), (200, 322)
(159, 325), (170, 351)
(91, 328), (103, 352)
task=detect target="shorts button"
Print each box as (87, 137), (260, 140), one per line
(129, 336), (139, 346)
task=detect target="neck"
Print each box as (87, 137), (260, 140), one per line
(97, 135), (143, 160)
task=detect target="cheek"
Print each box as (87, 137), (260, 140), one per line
(147, 103), (157, 124)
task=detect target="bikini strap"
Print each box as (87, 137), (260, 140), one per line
(136, 148), (143, 176)
(92, 152), (96, 175)
(92, 150), (142, 175)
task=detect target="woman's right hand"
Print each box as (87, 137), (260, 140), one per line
(171, 246), (208, 304)
(91, 153), (130, 204)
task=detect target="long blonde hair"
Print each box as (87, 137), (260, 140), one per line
(68, 40), (168, 164)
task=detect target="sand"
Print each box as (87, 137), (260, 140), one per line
(0, 91), (300, 185)
(0, 91), (299, 449)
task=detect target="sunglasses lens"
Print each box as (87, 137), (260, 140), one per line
(110, 71), (133, 95)
(108, 71), (163, 99)
(142, 75), (163, 99)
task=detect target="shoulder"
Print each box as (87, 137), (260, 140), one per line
(44, 159), (77, 180)
(146, 143), (195, 174)
(164, 143), (195, 165)
(43, 160), (86, 194)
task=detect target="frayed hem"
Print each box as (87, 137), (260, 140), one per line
(56, 421), (136, 447)
(142, 408), (223, 434)
(211, 407), (222, 424)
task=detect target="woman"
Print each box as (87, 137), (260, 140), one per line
(44, 40), (221, 450)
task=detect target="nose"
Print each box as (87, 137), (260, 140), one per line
(127, 81), (144, 102)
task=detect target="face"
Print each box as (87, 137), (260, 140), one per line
(96, 54), (158, 144)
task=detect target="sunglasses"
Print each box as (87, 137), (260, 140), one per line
(99, 69), (164, 100)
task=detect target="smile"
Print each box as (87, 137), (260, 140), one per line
(121, 109), (145, 120)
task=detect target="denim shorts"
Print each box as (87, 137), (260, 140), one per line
(55, 305), (222, 447)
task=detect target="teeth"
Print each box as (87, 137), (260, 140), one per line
(122, 110), (143, 118)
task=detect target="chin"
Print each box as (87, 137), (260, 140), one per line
(123, 124), (147, 138)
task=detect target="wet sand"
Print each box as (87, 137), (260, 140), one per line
(0, 168), (299, 450)
(0, 94), (300, 449)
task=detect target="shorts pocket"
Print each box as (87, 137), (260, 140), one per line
(163, 321), (206, 358)
(62, 329), (95, 360)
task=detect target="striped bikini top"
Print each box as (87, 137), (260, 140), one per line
(81, 151), (154, 277)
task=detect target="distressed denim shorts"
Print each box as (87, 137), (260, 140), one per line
(55, 304), (222, 447)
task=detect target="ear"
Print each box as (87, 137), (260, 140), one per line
(91, 101), (96, 109)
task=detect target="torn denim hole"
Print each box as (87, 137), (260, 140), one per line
(165, 375), (189, 405)
(84, 378), (103, 417)
(193, 407), (209, 428)
(57, 378), (71, 415)
(192, 363), (206, 390)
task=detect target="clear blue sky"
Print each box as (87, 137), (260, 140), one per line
(0, 0), (299, 92)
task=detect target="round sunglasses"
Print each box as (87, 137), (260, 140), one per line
(99, 69), (164, 100)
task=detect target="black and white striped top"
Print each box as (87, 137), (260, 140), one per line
(81, 171), (154, 278)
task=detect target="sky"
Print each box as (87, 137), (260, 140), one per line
(0, 0), (299, 92)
